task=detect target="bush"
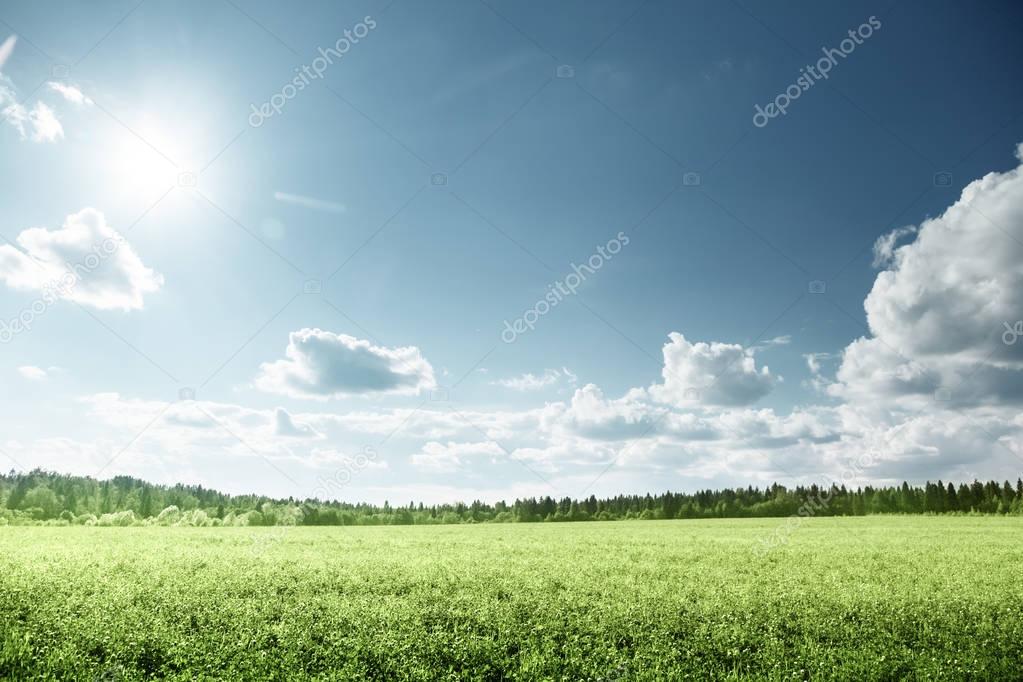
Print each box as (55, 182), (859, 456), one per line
(156, 506), (181, 525)
(97, 511), (136, 527)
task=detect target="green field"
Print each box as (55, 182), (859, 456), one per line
(1, 517), (1022, 680)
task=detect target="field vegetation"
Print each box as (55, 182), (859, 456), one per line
(1, 517), (1022, 680)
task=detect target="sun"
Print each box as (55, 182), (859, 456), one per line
(107, 117), (190, 195)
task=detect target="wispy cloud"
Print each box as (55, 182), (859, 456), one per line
(492, 368), (577, 391)
(47, 82), (92, 106)
(17, 365), (61, 381)
(1, 69), (77, 143)
(17, 366), (48, 381)
(0, 35), (16, 70)
(273, 191), (346, 214)
(1, 81), (65, 143)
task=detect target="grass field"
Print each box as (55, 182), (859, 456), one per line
(1, 517), (1022, 680)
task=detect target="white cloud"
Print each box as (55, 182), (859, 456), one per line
(491, 367), (576, 391)
(832, 142), (1023, 408)
(1, 70), (89, 142)
(510, 439), (618, 474)
(0, 36), (16, 71)
(1, 97), (63, 142)
(46, 82), (92, 106)
(648, 333), (779, 407)
(274, 408), (321, 439)
(1, 74), (66, 142)
(255, 329), (437, 399)
(753, 334), (792, 350)
(273, 191), (345, 213)
(19, 147), (1023, 499)
(26, 101), (63, 142)
(548, 384), (666, 440)
(307, 447), (389, 469)
(79, 393), (336, 463)
(410, 440), (504, 473)
(871, 225), (916, 268)
(17, 365), (47, 380)
(0, 208), (163, 310)
(802, 352), (836, 392)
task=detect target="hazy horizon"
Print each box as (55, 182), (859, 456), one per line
(2, 0), (1022, 506)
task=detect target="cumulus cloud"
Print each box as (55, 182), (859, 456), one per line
(491, 367), (577, 391)
(25, 146), (1023, 496)
(832, 142), (1023, 408)
(648, 333), (779, 407)
(0, 208), (163, 310)
(548, 384), (666, 440)
(255, 329), (437, 399)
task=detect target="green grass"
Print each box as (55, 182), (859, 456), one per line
(1, 517), (1022, 680)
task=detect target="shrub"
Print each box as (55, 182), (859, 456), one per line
(156, 506), (181, 525)
(97, 511), (136, 527)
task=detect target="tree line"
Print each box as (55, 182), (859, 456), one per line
(1, 469), (1021, 526)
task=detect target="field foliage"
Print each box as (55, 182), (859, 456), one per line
(1, 517), (1022, 680)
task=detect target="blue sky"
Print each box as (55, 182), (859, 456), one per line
(1, 0), (1022, 503)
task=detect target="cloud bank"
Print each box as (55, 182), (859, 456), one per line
(14, 144), (1023, 503)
